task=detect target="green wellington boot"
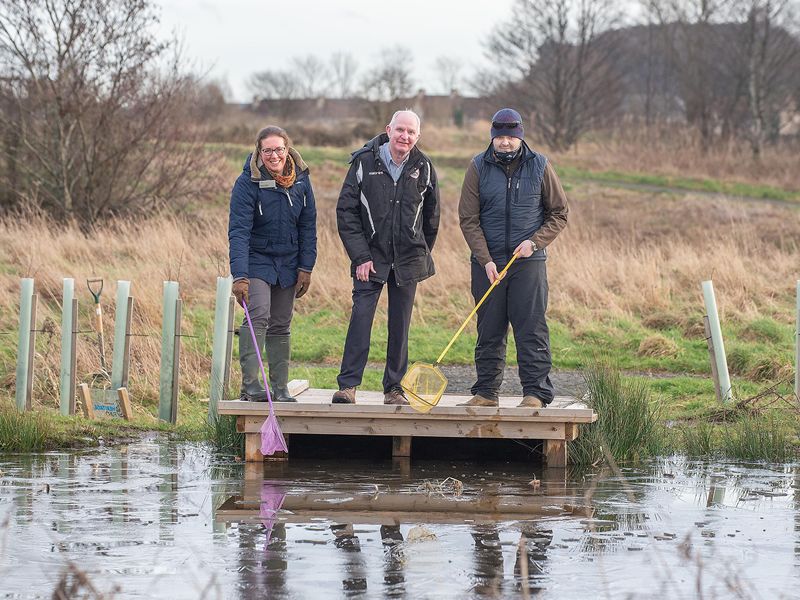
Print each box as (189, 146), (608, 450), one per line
(239, 325), (268, 402)
(265, 335), (297, 402)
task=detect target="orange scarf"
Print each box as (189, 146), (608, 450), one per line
(269, 155), (296, 188)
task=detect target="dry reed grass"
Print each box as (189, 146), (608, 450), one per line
(2, 130), (799, 407)
(540, 123), (799, 191)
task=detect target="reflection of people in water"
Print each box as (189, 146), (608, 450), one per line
(231, 482), (289, 596)
(329, 523), (408, 595)
(331, 524), (368, 592)
(236, 522), (288, 597)
(515, 523), (553, 596)
(380, 525), (406, 592)
(470, 525), (505, 595)
(468, 522), (553, 596)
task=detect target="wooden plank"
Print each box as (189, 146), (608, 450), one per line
(222, 389), (587, 408)
(240, 416), (567, 440)
(117, 387), (133, 421)
(79, 383), (95, 419)
(392, 436), (411, 458)
(218, 401), (596, 423)
(544, 440), (567, 468)
(287, 379), (309, 397)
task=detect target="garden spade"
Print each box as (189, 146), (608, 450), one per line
(402, 252), (520, 413)
(86, 277), (109, 378)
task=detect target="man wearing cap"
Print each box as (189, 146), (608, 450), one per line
(458, 108), (569, 408)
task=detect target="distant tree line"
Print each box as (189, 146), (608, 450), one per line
(481, 0), (800, 155)
(249, 0), (800, 157)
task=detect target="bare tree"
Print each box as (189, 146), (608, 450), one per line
(433, 55), (463, 93)
(248, 70), (299, 100)
(644, 0), (734, 151)
(361, 46), (415, 128)
(362, 46), (414, 101)
(0, 0), (215, 222)
(290, 54), (329, 98)
(329, 52), (359, 98)
(484, 0), (624, 151)
(738, 0), (800, 157)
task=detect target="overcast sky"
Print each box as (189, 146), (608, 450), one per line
(155, 0), (517, 102)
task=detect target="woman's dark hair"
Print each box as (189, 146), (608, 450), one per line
(256, 126), (291, 150)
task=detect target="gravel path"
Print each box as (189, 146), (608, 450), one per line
(299, 361), (588, 398)
(437, 365), (587, 398)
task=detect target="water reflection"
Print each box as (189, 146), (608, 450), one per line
(0, 440), (799, 598)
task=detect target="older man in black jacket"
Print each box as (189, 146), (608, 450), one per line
(333, 110), (440, 405)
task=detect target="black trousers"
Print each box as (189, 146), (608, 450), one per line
(337, 270), (417, 393)
(470, 259), (554, 403)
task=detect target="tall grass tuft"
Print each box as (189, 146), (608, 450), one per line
(681, 422), (716, 457)
(569, 362), (664, 467)
(207, 415), (243, 457)
(721, 414), (792, 462)
(0, 408), (54, 452)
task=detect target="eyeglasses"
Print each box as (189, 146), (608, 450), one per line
(492, 121), (521, 129)
(259, 146), (286, 157)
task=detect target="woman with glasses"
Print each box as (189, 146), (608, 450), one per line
(229, 126), (317, 402)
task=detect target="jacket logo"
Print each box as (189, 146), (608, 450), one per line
(368, 171), (384, 176)
(409, 168), (420, 179)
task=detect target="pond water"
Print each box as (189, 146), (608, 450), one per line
(0, 435), (797, 599)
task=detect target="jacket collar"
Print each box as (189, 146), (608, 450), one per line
(352, 132), (423, 165)
(247, 147), (309, 183)
(482, 140), (536, 166)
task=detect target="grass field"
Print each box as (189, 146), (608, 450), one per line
(1, 123), (799, 457)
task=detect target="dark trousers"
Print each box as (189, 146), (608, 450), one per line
(337, 270), (417, 393)
(244, 278), (295, 334)
(470, 259), (554, 403)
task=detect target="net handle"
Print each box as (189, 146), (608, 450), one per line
(435, 252), (520, 365)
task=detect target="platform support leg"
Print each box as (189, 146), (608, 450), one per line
(392, 436), (412, 458)
(544, 440), (567, 468)
(244, 432), (263, 462)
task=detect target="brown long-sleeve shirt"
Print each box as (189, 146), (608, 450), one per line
(458, 155), (569, 267)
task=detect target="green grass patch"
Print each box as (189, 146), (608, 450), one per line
(721, 414), (793, 462)
(206, 414), (243, 456)
(557, 165), (800, 202)
(0, 408), (55, 452)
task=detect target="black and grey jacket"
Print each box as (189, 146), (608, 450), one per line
(336, 133), (440, 286)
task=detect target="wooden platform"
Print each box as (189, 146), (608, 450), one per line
(218, 381), (597, 468)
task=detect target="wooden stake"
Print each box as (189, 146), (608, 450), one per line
(79, 383), (95, 419)
(170, 298), (182, 425)
(25, 294), (38, 411)
(117, 387), (132, 421)
(223, 295), (235, 399)
(704, 315), (722, 404)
